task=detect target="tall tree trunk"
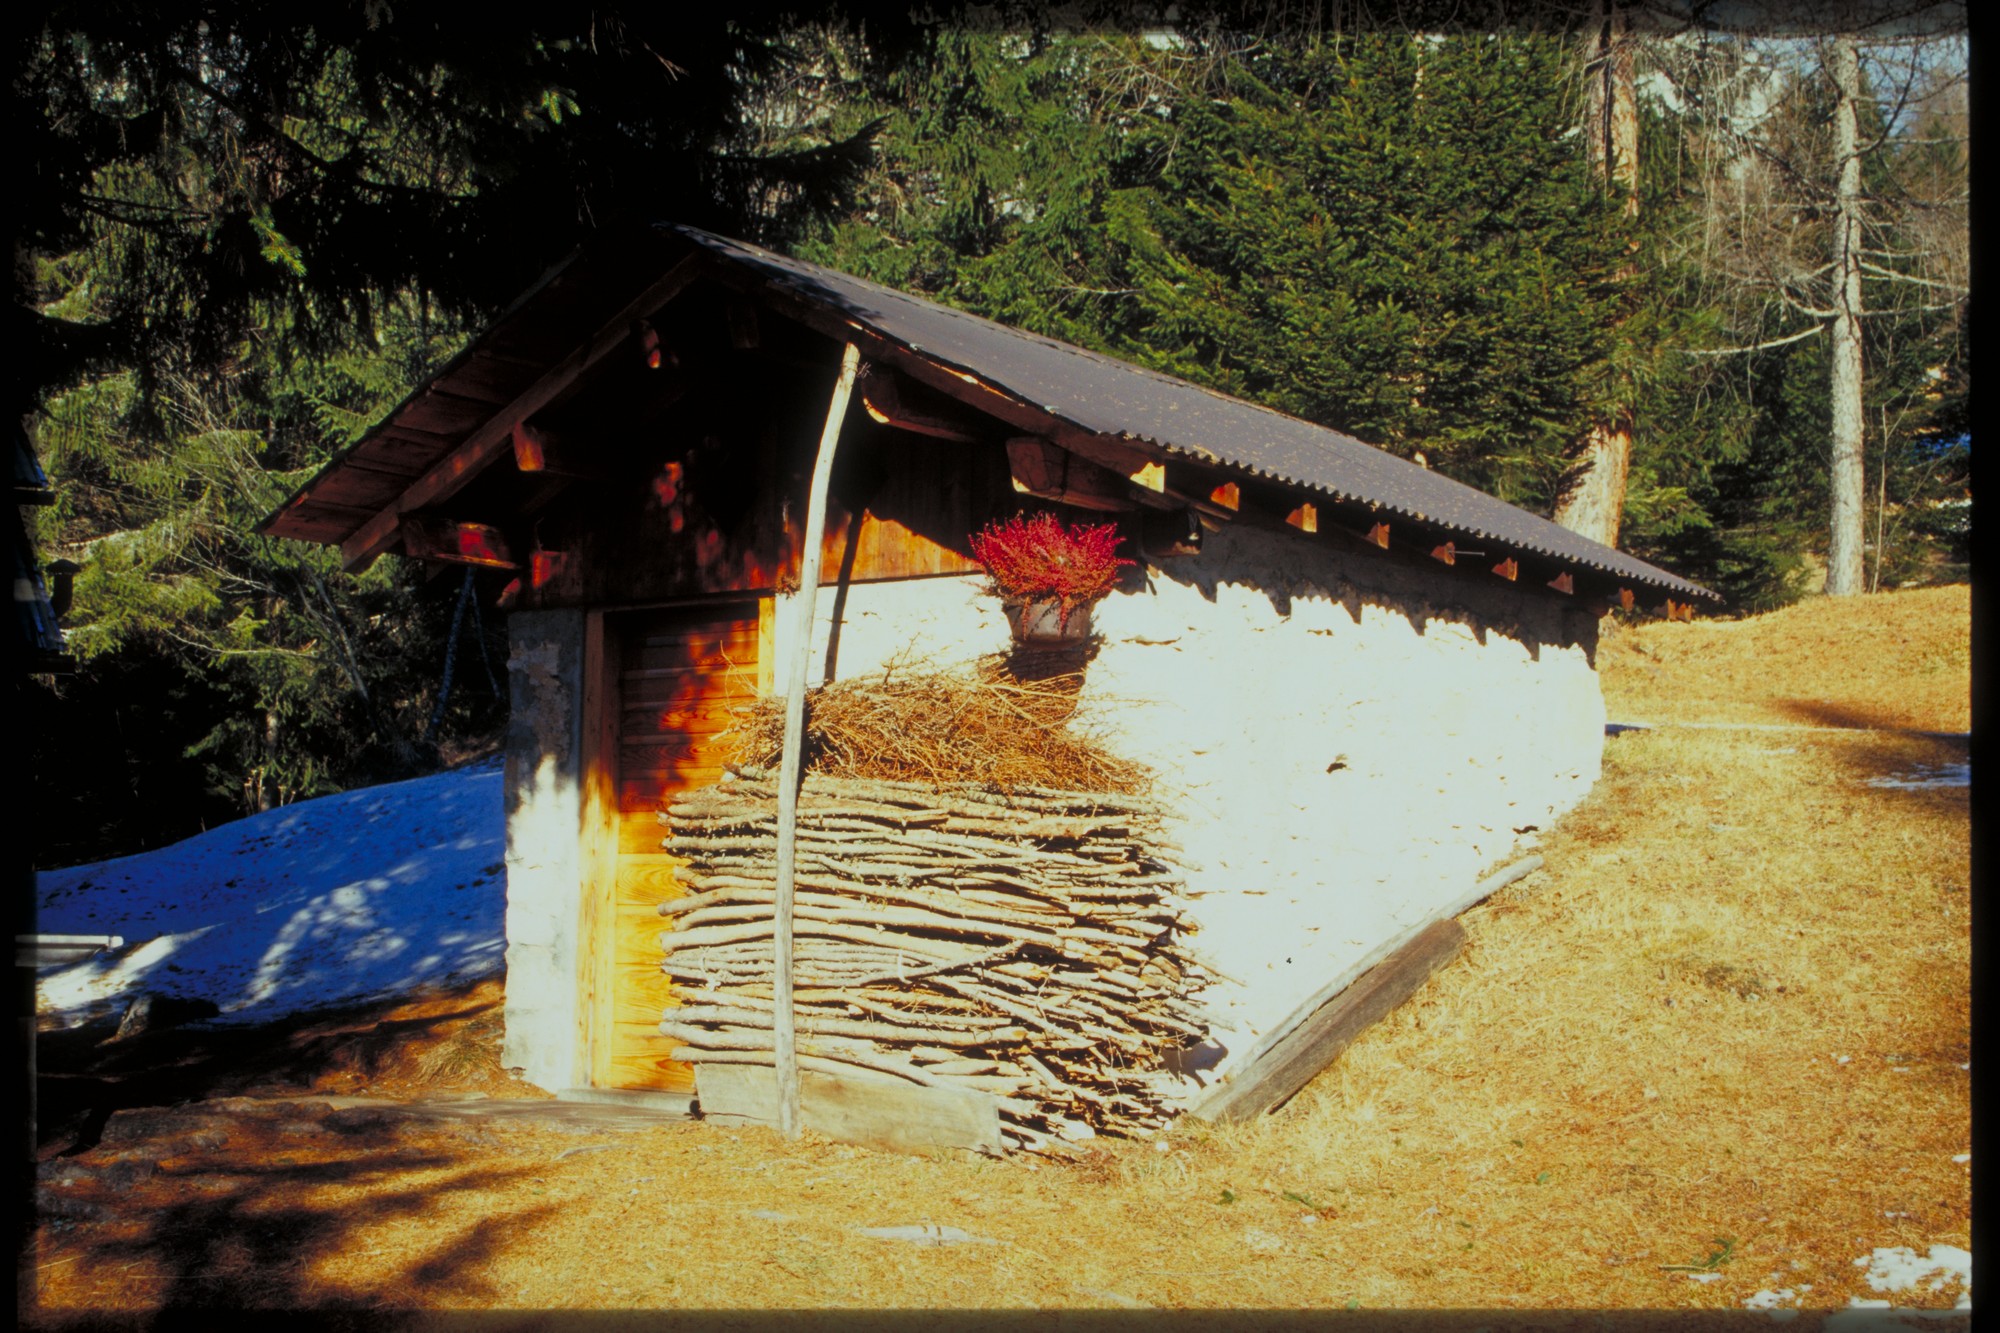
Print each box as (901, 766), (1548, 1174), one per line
(1824, 35), (1868, 596)
(1554, 0), (1639, 549)
(257, 705), (279, 813)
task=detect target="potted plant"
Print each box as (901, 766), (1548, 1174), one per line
(969, 512), (1133, 646)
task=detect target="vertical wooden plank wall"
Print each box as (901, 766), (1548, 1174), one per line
(588, 601), (762, 1093)
(578, 610), (617, 1088)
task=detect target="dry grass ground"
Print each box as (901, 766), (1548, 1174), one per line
(24, 589), (1970, 1320)
(1601, 584), (1970, 732)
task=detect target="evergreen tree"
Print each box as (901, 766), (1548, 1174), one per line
(1112, 34), (1626, 508)
(793, 26), (1170, 351)
(806, 29), (1634, 511)
(18, 3), (899, 860)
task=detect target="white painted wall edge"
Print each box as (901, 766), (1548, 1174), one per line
(1184, 853), (1544, 1119)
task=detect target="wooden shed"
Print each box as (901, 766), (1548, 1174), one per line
(262, 224), (1716, 1133)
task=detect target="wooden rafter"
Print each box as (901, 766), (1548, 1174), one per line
(337, 252), (707, 572)
(512, 422), (602, 480)
(860, 370), (981, 444)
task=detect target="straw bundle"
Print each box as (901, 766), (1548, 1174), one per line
(728, 655), (1145, 794)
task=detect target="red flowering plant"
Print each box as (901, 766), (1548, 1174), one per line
(968, 512), (1134, 629)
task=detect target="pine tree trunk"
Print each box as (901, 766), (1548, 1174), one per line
(257, 705), (279, 813)
(1824, 35), (1868, 596)
(1553, 1), (1638, 549)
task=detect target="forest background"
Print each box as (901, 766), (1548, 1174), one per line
(16, 2), (1968, 869)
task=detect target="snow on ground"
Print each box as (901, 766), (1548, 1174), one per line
(1865, 763), (1971, 791)
(34, 760), (507, 1029)
(1743, 1244), (1971, 1323)
(1851, 1245), (1972, 1308)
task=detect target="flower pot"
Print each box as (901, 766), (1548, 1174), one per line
(1007, 599), (1092, 647)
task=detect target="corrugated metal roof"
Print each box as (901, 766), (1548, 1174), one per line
(672, 226), (1717, 602)
(264, 223), (1716, 604)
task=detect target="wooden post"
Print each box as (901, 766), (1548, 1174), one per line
(772, 342), (863, 1139)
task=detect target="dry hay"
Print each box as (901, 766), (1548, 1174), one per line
(1603, 583), (1971, 732)
(30, 590), (1968, 1315)
(729, 652), (1146, 795)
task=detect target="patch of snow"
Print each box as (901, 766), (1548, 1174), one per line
(858, 1224), (998, 1246)
(1865, 763), (1970, 790)
(34, 760), (507, 1028)
(1952, 1154), (1969, 1164)
(1685, 1271), (1724, 1284)
(1746, 1287), (1800, 1309)
(1856, 1244), (1971, 1298)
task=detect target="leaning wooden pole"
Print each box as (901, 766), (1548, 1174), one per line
(772, 341), (863, 1138)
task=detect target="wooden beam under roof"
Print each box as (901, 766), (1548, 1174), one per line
(512, 422), (604, 480)
(1006, 436), (1140, 512)
(725, 269), (1183, 509)
(336, 252), (708, 572)
(400, 515), (520, 570)
(859, 368), (981, 443)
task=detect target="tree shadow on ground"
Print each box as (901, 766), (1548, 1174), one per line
(1774, 699), (1971, 817)
(37, 980), (520, 1158)
(26, 1103), (556, 1317)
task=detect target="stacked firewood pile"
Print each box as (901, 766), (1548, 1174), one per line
(657, 765), (1210, 1152)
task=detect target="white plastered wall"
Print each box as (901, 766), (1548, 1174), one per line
(499, 608), (589, 1091)
(773, 520), (1605, 1100)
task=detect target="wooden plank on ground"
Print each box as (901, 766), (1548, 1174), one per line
(695, 1064), (1005, 1156)
(1190, 919), (1467, 1124)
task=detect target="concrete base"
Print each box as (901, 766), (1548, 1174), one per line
(556, 1086), (697, 1115)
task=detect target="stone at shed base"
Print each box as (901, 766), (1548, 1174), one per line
(695, 1064), (1004, 1156)
(104, 993), (221, 1043)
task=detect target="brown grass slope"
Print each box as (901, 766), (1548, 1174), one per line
(27, 589), (1970, 1317)
(1602, 584), (1970, 732)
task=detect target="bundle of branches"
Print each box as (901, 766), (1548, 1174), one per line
(729, 656), (1145, 794)
(657, 767), (1209, 1151)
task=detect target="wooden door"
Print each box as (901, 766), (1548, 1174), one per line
(590, 601), (764, 1092)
